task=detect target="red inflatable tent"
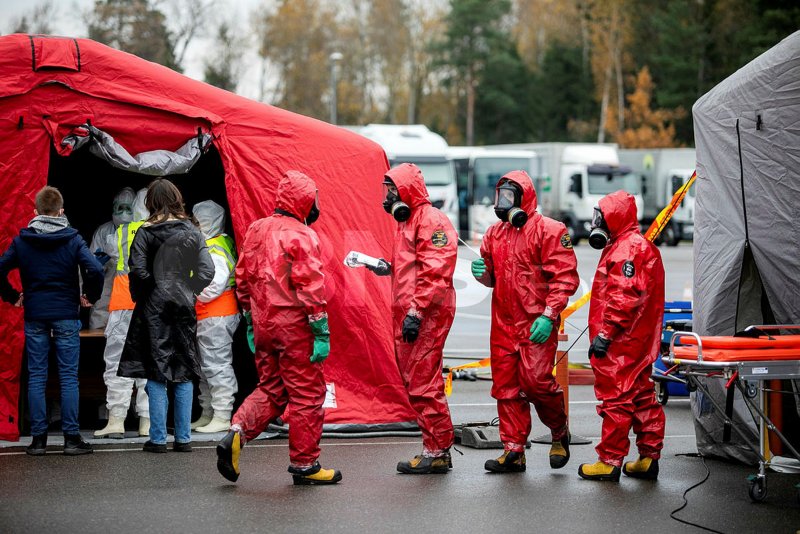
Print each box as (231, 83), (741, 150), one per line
(0, 34), (415, 441)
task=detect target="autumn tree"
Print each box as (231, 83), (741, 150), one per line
(203, 20), (246, 92)
(433, 0), (512, 145)
(10, 0), (56, 34)
(87, 0), (179, 70)
(611, 67), (683, 148)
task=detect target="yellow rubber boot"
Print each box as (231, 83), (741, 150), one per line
(623, 456), (659, 480)
(549, 432), (570, 469)
(484, 451), (526, 473)
(216, 430), (242, 482)
(290, 462), (343, 485)
(578, 460), (621, 482)
(397, 455), (450, 474)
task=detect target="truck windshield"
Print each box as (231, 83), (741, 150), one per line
(473, 157), (532, 203)
(392, 160), (454, 186)
(588, 171), (640, 195)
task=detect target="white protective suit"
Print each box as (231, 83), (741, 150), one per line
(89, 187), (136, 329)
(101, 188), (149, 421)
(194, 200), (240, 422)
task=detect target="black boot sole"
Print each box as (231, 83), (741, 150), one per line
(578, 469), (621, 482)
(549, 453), (570, 469)
(484, 461), (526, 473)
(397, 463), (449, 474)
(622, 466), (659, 480)
(292, 471), (343, 485)
(25, 448), (46, 456)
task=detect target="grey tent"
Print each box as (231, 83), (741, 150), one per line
(691, 30), (800, 463)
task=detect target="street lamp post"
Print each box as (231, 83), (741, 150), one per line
(329, 51), (343, 125)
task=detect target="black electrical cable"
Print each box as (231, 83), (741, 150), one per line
(554, 324), (590, 367)
(670, 453), (726, 534)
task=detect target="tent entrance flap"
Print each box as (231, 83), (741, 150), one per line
(44, 142), (261, 428)
(61, 123), (212, 176)
(735, 245), (776, 332)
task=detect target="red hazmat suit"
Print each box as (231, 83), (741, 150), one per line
(232, 170), (327, 468)
(477, 171), (579, 451)
(386, 163), (457, 455)
(589, 190), (666, 467)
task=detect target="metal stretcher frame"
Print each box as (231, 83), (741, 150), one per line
(662, 325), (800, 502)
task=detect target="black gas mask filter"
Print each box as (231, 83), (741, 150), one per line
(382, 178), (411, 222)
(494, 181), (527, 228)
(589, 207), (610, 249)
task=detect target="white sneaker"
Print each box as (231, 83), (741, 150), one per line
(195, 417), (231, 433)
(94, 416), (125, 438)
(191, 413), (213, 430)
(138, 417), (150, 437)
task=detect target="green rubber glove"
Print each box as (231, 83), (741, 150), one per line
(309, 317), (331, 363)
(529, 316), (553, 344)
(471, 258), (486, 279)
(243, 311), (256, 354)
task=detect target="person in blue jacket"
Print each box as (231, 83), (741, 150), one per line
(0, 186), (104, 456)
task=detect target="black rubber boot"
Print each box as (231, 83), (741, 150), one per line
(216, 430), (242, 482)
(397, 455), (450, 474)
(549, 431), (571, 469)
(289, 462), (343, 485)
(63, 434), (93, 456)
(484, 450), (526, 473)
(173, 442), (192, 453)
(26, 434), (47, 456)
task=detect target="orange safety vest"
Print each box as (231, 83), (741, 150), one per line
(108, 221), (143, 312)
(196, 234), (239, 320)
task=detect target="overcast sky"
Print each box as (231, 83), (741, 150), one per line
(0, 0), (264, 100)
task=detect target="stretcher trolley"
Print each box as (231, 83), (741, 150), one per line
(662, 325), (800, 502)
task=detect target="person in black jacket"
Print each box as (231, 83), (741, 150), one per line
(117, 178), (214, 453)
(0, 186), (104, 456)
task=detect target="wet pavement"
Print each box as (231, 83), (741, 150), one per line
(2, 382), (799, 533)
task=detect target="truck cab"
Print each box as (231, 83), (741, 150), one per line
(358, 124), (459, 229)
(448, 146), (538, 240)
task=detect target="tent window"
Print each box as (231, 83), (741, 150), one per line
(30, 36), (81, 72)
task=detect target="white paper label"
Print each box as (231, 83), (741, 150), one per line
(323, 382), (337, 408)
(752, 367), (768, 375)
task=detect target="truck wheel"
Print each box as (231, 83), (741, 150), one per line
(667, 224), (680, 247)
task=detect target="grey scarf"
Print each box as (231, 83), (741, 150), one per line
(29, 215), (70, 234)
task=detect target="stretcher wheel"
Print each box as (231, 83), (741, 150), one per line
(748, 477), (767, 502)
(655, 383), (669, 405)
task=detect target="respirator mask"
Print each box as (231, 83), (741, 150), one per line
(306, 192), (320, 226)
(494, 181), (527, 228)
(588, 207), (610, 249)
(382, 179), (411, 222)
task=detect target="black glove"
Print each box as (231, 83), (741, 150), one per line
(366, 258), (391, 276)
(588, 335), (611, 359)
(94, 248), (111, 266)
(402, 314), (421, 343)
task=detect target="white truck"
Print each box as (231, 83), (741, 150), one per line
(618, 148), (696, 246)
(487, 142), (643, 244)
(447, 146), (538, 240)
(357, 124), (459, 229)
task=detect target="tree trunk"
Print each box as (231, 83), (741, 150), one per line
(466, 65), (475, 146)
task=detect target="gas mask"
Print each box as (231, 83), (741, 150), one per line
(494, 181), (527, 228)
(306, 192), (320, 226)
(589, 207), (610, 249)
(382, 179), (411, 222)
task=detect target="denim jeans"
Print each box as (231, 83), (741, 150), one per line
(24, 319), (82, 436)
(146, 380), (192, 445)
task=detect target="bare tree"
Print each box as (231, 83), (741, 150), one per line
(10, 0), (57, 35)
(203, 19), (247, 92)
(158, 0), (216, 67)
